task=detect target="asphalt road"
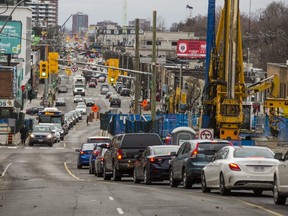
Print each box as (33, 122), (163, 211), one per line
(0, 72), (287, 216)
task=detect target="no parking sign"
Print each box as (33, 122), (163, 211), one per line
(199, 128), (214, 140)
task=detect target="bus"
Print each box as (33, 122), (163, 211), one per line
(38, 107), (64, 126)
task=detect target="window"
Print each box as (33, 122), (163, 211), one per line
(177, 143), (186, 155)
(183, 143), (191, 154)
(146, 41), (152, 46)
(172, 41), (177, 46)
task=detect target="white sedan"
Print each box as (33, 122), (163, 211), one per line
(76, 104), (87, 115)
(201, 146), (280, 196)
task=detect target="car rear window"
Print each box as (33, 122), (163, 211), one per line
(197, 142), (231, 155)
(153, 146), (179, 155)
(82, 143), (95, 150)
(234, 148), (274, 159)
(87, 138), (111, 144)
(121, 134), (162, 148)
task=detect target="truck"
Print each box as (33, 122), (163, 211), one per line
(73, 75), (86, 96)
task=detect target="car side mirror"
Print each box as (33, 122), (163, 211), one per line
(100, 143), (109, 148)
(75, 149), (80, 152)
(51, 131), (55, 134)
(274, 153), (283, 161)
(170, 152), (177, 156)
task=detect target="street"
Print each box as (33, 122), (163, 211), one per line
(0, 72), (287, 216)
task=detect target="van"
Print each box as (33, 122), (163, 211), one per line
(169, 139), (232, 189)
(102, 133), (163, 181)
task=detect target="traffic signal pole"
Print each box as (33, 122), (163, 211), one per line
(44, 45), (48, 102)
(134, 19), (140, 114)
(151, 11), (157, 121)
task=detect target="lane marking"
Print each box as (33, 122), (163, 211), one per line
(1, 162), (13, 177)
(63, 142), (66, 148)
(233, 198), (284, 216)
(56, 147), (65, 150)
(63, 162), (85, 181)
(8, 146), (17, 149)
(40, 147), (49, 150)
(117, 208), (124, 215)
(109, 196), (114, 201)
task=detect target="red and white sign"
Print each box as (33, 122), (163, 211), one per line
(199, 128), (214, 140)
(71, 65), (78, 72)
(177, 39), (206, 59)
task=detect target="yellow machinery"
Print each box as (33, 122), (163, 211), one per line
(203, 0), (245, 140)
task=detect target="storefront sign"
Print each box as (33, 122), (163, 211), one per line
(0, 21), (22, 54)
(0, 99), (14, 107)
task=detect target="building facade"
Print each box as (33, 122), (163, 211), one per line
(267, 62), (288, 98)
(72, 12), (88, 34)
(26, 0), (57, 27)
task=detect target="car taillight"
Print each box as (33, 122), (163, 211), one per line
(94, 150), (100, 156)
(190, 149), (198, 158)
(229, 163), (241, 171)
(117, 149), (123, 160)
(100, 157), (104, 161)
(149, 157), (162, 163)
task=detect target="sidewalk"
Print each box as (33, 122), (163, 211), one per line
(13, 84), (45, 145)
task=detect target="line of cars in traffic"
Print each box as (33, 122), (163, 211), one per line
(75, 133), (288, 205)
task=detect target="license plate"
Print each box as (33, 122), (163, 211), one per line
(254, 166), (264, 172)
(38, 139), (43, 142)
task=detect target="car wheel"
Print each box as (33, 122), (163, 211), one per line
(143, 169), (151, 185)
(91, 163), (95, 174)
(77, 164), (82, 169)
(201, 172), (211, 193)
(169, 168), (179, 188)
(29, 143), (33, 146)
(182, 169), (192, 189)
(103, 165), (111, 180)
(219, 173), (230, 195)
(273, 177), (287, 205)
(48, 143), (53, 147)
(133, 168), (140, 184)
(112, 164), (121, 181)
(253, 189), (263, 196)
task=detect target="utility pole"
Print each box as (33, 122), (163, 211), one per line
(151, 11), (157, 121)
(134, 19), (140, 114)
(44, 44), (48, 102)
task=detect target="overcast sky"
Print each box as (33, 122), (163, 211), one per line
(59, 0), (285, 29)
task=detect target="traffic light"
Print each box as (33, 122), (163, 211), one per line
(107, 58), (120, 84)
(48, 52), (59, 73)
(39, 61), (48, 78)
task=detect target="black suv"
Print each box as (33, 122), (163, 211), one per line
(102, 133), (163, 181)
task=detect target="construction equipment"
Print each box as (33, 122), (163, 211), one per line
(202, 0), (245, 140)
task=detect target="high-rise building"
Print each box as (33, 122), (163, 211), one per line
(49, 0), (58, 25)
(72, 12), (88, 34)
(26, 0), (57, 27)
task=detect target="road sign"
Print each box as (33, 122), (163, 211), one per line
(91, 105), (99, 113)
(141, 99), (148, 107)
(71, 65), (78, 72)
(199, 128), (214, 140)
(65, 68), (72, 76)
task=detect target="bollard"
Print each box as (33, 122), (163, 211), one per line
(7, 133), (13, 145)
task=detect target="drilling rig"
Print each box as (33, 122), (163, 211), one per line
(202, 0), (245, 140)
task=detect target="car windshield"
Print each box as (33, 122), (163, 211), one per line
(82, 143), (95, 150)
(33, 127), (50, 133)
(153, 146), (179, 155)
(77, 105), (86, 108)
(75, 95), (81, 98)
(234, 148), (274, 158)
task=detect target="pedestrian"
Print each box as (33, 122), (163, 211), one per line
(20, 126), (28, 145)
(29, 94), (32, 103)
(86, 115), (89, 126)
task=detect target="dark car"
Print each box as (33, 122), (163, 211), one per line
(25, 106), (44, 115)
(76, 143), (96, 169)
(133, 145), (179, 184)
(169, 139), (232, 189)
(28, 125), (55, 147)
(110, 97), (121, 108)
(102, 133), (163, 181)
(55, 98), (66, 106)
(94, 146), (108, 177)
(88, 143), (110, 175)
(106, 92), (113, 99)
(120, 88), (131, 96)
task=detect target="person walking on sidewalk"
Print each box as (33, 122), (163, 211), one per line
(20, 126), (28, 145)
(86, 115), (89, 126)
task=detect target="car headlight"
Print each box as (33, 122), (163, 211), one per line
(47, 134), (53, 139)
(30, 134), (35, 138)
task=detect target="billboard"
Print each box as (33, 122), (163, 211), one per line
(0, 21), (22, 54)
(177, 39), (206, 59)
